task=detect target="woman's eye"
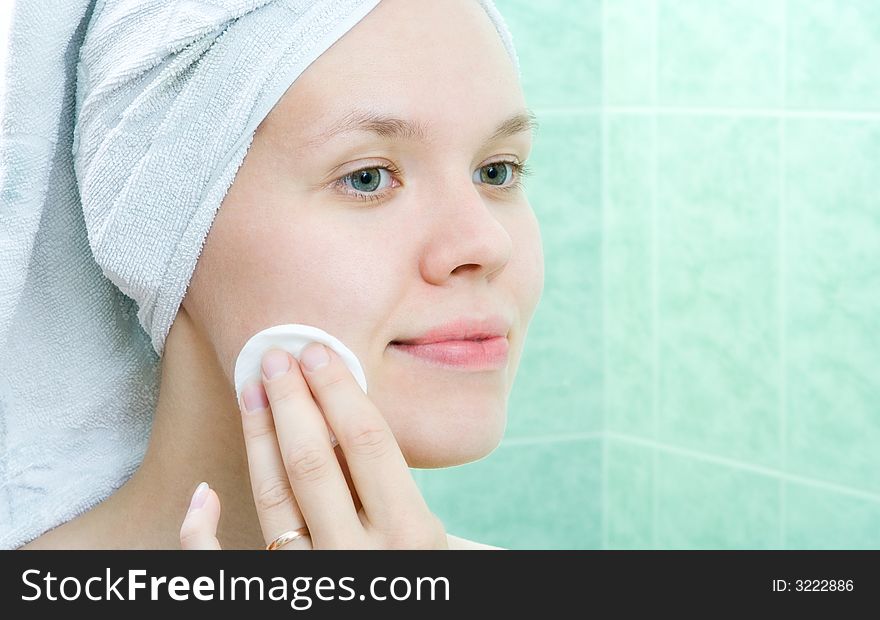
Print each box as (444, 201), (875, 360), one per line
(474, 161), (513, 186)
(345, 167), (392, 193)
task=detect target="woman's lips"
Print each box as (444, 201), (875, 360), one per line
(389, 337), (509, 370)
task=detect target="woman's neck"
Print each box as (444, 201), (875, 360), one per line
(117, 307), (266, 548)
(25, 308), (366, 549)
(25, 310), (265, 549)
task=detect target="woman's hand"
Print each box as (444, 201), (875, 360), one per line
(179, 342), (448, 550)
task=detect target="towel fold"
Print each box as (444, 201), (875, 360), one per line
(0, 0), (520, 549)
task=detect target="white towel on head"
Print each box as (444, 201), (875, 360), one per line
(0, 0), (520, 549)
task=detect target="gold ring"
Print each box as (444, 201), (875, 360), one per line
(266, 526), (311, 551)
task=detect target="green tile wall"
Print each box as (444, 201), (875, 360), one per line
(657, 0), (783, 107)
(785, 118), (880, 493)
(787, 0), (880, 111)
(420, 439), (602, 549)
(656, 115), (781, 468)
(414, 0), (880, 549)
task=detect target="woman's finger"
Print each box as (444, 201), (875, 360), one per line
(179, 482), (222, 550)
(260, 348), (363, 547)
(298, 343), (431, 531)
(239, 381), (309, 549)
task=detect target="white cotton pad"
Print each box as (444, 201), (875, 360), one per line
(233, 324), (368, 447)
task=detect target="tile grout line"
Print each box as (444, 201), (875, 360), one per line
(600, 0), (609, 552)
(605, 430), (880, 505)
(779, 0), (788, 551)
(651, 0), (659, 551)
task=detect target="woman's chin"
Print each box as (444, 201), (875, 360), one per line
(395, 411), (506, 469)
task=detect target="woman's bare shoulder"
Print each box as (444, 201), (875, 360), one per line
(446, 533), (506, 550)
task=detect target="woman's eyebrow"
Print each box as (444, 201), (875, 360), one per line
(305, 108), (538, 150)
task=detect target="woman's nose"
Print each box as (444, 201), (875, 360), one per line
(417, 180), (514, 284)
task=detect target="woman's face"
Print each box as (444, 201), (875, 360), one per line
(183, 0), (544, 468)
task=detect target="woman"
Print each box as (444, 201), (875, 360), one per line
(9, 0), (543, 550)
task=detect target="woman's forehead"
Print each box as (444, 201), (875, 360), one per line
(298, 0), (517, 91)
(260, 0), (524, 148)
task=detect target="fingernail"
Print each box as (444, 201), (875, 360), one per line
(262, 349), (291, 380)
(242, 381), (269, 413)
(188, 482), (209, 513)
(300, 342), (329, 372)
